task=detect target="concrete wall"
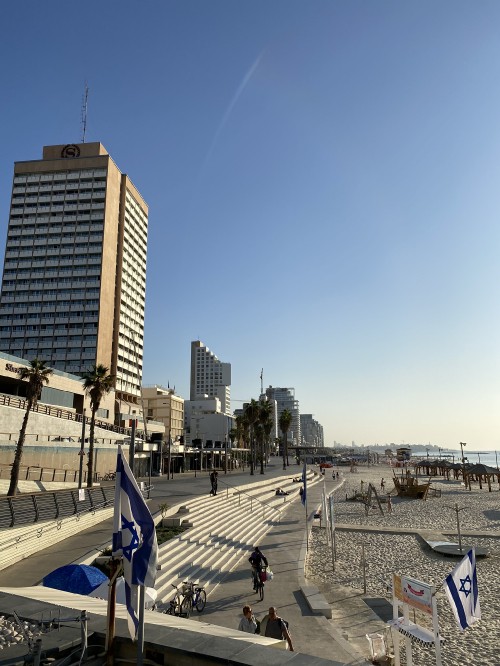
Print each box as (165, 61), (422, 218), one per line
(0, 403), (126, 473)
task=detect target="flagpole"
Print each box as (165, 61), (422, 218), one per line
(106, 463), (122, 663)
(105, 559), (120, 666)
(137, 585), (146, 666)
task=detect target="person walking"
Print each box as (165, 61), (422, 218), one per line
(261, 607), (293, 651)
(380, 478), (385, 491)
(209, 470), (218, 496)
(248, 546), (268, 592)
(237, 605), (258, 634)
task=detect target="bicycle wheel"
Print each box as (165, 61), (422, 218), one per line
(259, 582), (264, 601)
(180, 595), (192, 618)
(195, 589), (206, 612)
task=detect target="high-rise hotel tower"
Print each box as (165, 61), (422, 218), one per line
(0, 142), (148, 407)
(190, 340), (231, 415)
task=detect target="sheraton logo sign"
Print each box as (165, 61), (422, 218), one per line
(5, 363), (23, 375)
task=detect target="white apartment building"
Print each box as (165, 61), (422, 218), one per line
(264, 386), (301, 447)
(190, 340), (231, 415)
(184, 396), (233, 448)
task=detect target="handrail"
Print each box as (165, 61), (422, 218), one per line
(0, 464), (93, 484)
(0, 392), (133, 435)
(216, 477), (282, 523)
(0, 492), (116, 551)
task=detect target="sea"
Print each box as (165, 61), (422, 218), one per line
(420, 450), (500, 467)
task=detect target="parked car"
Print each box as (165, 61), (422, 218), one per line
(52, 436), (77, 442)
(319, 462), (333, 468)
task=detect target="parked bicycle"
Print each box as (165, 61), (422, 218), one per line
(163, 581), (206, 618)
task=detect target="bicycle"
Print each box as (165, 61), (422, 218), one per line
(163, 581), (206, 618)
(252, 566), (267, 601)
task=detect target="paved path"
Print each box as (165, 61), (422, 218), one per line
(0, 461), (369, 664)
(180, 471), (367, 664)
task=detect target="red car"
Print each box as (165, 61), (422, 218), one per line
(319, 462), (333, 468)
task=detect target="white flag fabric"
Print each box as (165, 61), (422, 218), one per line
(112, 447), (158, 640)
(444, 549), (480, 631)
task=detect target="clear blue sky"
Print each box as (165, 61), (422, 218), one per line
(1, 1), (499, 451)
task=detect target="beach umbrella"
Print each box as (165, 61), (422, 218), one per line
(89, 576), (157, 609)
(467, 464), (498, 475)
(43, 564), (108, 595)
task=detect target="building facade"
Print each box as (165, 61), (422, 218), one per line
(264, 386), (301, 447)
(142, 385), (184, 442)
(190, 341), (231, 415)
(0, 142), (148, 417)
(300, 414), (324, 448)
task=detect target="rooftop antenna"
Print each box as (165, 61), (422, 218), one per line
(260, 368), (263, 396)
(81, 82), (89, 143)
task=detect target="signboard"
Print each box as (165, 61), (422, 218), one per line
(401, 575), (433, 615)
(393, 574), (403, 602)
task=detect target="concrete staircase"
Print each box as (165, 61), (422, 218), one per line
(153, 470), (321, 606)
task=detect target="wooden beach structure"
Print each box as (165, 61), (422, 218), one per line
(392, 469), (430, 500)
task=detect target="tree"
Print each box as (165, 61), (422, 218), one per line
(279, 409), (292, 471)
(258, 399), (273, 475)
(244, 399), (260, 475)
(82, 364), (114, 487)
(8, 358), (53, 496)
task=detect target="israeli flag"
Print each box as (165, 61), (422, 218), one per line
(444, 549), (481, 631)
(112, 447), (158, 640)
(301, 461), (307, 506)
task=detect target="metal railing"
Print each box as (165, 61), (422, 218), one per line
(0, 464), (91, 484)
(0, 491), (116, 553)
(0, 485), (115, 529)
(0, 392), (132, 435)
(217, 478), (282, 523)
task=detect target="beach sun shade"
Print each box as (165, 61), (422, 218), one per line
(89, 576), (157, 609)
(42, 564), (108, 596)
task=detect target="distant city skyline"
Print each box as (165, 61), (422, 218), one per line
(1, 2), (499, 451)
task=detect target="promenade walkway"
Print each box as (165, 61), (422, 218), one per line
(0, 461), (370, 664)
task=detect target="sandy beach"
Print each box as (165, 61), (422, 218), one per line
(306, 461), (500, 666)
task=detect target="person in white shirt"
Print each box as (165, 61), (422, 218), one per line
(238, 605), (257, 633)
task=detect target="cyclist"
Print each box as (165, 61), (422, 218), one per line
(249, 546), (268, 592)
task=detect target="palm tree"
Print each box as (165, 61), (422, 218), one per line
(258, 399), (273, 474)
(8, 358), (53, 496)
(82, 364), (114, 487)
(279, 409), (292, 471)
(244, 399), (260, 475)
(228, 428), (237, 472)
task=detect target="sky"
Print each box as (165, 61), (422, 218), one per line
(1, 1), (499, 451)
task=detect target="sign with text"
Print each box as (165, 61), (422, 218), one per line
(401, 575), (433, 615)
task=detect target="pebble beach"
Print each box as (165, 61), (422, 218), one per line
(306, 462), (500, 666)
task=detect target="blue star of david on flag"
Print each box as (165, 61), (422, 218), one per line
(121, 516), (140, 562)
(458, 575), (472, 598)
(444, 549), (481, 631)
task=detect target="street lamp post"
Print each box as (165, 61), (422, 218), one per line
(460, 442), (468, 490)
(167, 429), (172, 480)
(78, 409), (86, 489)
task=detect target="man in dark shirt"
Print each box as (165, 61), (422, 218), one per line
(248, 546), (268, 591)
(263, 607), (293, 651)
